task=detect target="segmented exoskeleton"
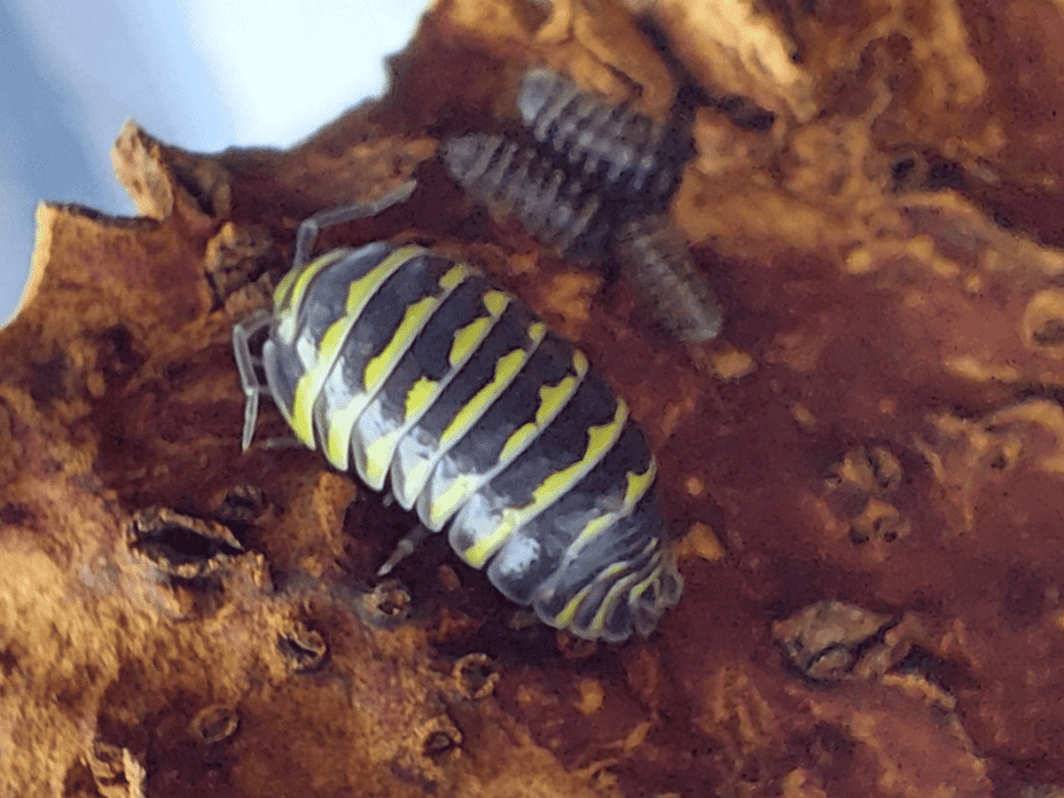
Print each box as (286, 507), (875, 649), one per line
(233, 182), (683, 642)
(441, 133), (612, 258)
(517, 67), (689, 213)
(614, 215), (723, 343)
(443, 68), (723, 344)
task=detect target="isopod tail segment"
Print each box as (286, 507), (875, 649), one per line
(232, 179), (683, 642)
(613, 214), (723, 344)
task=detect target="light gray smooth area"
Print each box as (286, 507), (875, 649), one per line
(0, 0), (428, 324)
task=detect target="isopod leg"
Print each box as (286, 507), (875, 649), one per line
(293, 179), (418, 268)
(232, 309), (273, 451)
(377, 522), (434, 577)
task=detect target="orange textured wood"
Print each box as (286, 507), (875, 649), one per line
(4, 0), (1064, 795)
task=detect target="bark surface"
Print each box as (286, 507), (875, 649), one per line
(5, 0), (1064, 795)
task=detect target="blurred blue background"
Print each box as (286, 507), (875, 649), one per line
(0, 0), (429, 323)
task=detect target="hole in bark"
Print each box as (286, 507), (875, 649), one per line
(279, 623), (328, 672)
(128, 507), (243, 579)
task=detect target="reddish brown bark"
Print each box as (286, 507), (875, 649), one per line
(5, 0), (1064, 795)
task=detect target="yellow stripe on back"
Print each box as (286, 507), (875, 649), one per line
(589, 539), (659, 631)
(290, 314), (360, 446)
(404, 376), (438, 419)
(535, 400), (628, 500)
(363, 294), (442, 389)
(462, 399), (629, 568)
(320, 256), (464, 471)
(359, 374), (440, 487)
(535, 375), (577, 423)
(624, 460), (657, 504)
(404, 321), (549, 514)
(495, 422), (538, 467)
(622, 547), (669, 607)
(404, 339), (538, 504)
(482, 290), (508, 317)
(449, 291), (509, 366)
(427, 473), (484, 530)
(552, 561), (628, 629)
(427, 359), (586, 531)
(438, 323), (546, 451)
(272, 269), (299, 312)
(361, 283), (508, 491)
(288, 246), (425, 447)
(353, 277), (470, 486)
(492, 351), (585, 470)
(568, 460), (657, 549)
(273, 249), (346, 312)
(344, 245), (428, 313)
(361, 432), (404, 490)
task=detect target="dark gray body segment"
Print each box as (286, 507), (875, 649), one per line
(613, 214), (724, 344)
(441, 133), (613, 258)
(518, 67), (687, 212)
